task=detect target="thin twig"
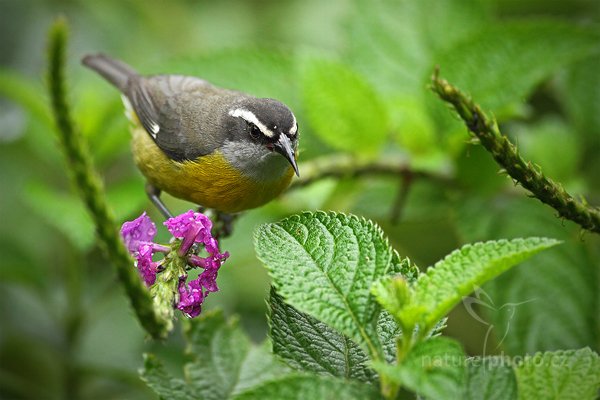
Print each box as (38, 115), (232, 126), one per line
(431, 70), (600, 234)
(390, 170), (413, 225)
(47, 17), (169, 338)
(290, 154), (454, 191)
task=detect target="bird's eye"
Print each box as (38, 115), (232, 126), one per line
(248, 123), (262, 140)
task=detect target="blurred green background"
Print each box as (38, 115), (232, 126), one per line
(1, 0), (599, 399)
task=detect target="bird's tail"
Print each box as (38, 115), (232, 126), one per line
(81, 53), (138, 92)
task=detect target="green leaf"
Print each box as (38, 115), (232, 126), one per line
(300, 59), (388, 156)
(233, 374), (381, 400)
(343, 0), (491, 154)
(25, 181), (95, 251)
(140, 354), (194, 400)
(164, 48), (298, 110)
(515, 348), (600, 400)
(563, 54), (600, 192)
(255, 212), (405, 362)
(25, 179), (149, 251)
(184, 310), (290, 399)
(345, 0), (491, 97)
(456, 197), (600, 354)
(183, 310), (251, 399)
(0, 242), (44, 287)
(437, 21), (600, 113)
(406, 237), (560, 331)
(464, 357), (517, 400)
(142, 310), (292, 400)
(268, 288), (376, 383)
(509, 117), (581, 183)
(371, 275), (412, 329)
(106, 178), (150, 221)
(388, 97), (438, 155)
(234, 341), (294, 395)
(562, 54), (600, 152)
(372, 337), (466, 400)
(0, 69), (52, 125)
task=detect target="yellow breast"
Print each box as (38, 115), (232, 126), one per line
(130, 127), (294, 213)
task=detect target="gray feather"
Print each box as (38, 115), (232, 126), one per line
(82, 54), (297, 167)
(82, 53), (137, 92)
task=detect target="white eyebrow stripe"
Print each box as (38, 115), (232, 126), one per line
(229, 108), (275, 138)
(289, 113), (297, 136)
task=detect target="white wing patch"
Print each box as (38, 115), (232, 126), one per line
(148, 121), (160, 136)
(229, 108), (275, 138)
(121, 95), (135, 123)
(122, 95), (160, 138)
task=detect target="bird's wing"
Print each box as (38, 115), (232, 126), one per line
(129, 80), (163, 140)
(82, 55), (216, 161)
(128, 75), (210, 162)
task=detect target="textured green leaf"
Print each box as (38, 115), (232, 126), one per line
(233, 341), (293, 395)
(268, 288), (376, 383)
(255, 212), (408, 362)
(408, 237), (560, 331)
(140, 354), (194, 400)
(372, 337), (466, 400)
(184, 310), (283, 400)
(300, 59), (388, 156)
(464, 357), (517, 400)
(232, 374), (380, 400)
(515, 348), (600, 400)
(375, 310), (403, 364)
(438, 21), (600, 113)
(375, 251), (419, 362)
(456, 197), (600, 354)
(142, 310), (291, 400)
(183, 311), (251, 399)
(371, 275), (412, 325)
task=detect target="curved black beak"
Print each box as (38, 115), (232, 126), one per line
(273, 134), (299, 177)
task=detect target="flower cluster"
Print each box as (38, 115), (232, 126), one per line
(120, 210), (229, 318)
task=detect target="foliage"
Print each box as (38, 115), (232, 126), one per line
(1, 0), (600, 399)
(514, 348), (600, 400)
(145, 212), (587, 399)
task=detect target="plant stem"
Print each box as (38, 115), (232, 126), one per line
(63, 249), (84, 400)
(431, 71), (600, 235)
(290, 154), (454, 191)
(47, 17), (168, 339)
(390, 170), (413, 224)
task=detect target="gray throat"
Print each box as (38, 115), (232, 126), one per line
(220, 140), (290, 181)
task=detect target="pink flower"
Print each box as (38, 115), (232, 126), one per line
(120, 212), (161, 286)
(164, 210), (228, 315)
(137, 243), (158, 286)
(120, 210), (229, 318)
(120, 212), (156, 253)
(177, 276), (204, 318)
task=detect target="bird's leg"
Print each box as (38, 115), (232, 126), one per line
(145, 183), (173, 219)
(213, 211), (239, 240)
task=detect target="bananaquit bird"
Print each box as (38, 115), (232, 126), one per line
(82, 54), (299, 217)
